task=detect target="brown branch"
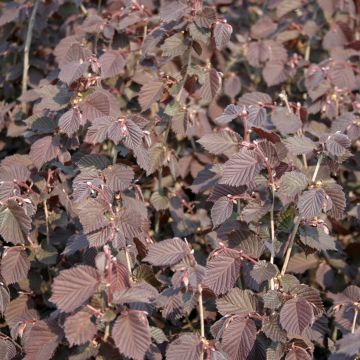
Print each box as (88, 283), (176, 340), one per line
(21, 0), (40, 113)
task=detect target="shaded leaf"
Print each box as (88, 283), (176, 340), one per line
(323, 182), (346, 219)
(64, 310), (97, 346)
(166, 333), (202, 360)
(284, 135), (317, 155)
(262, 314), (287, 342)
(23, 320), (61, 360)
(80, 89), (119, 122)
(0, 284), (10, 315)
(139, 80), (164, 111)
(0, 339), (16, 360)
(325, 133), (351, 157)
(279, 171), (308, 200)
(99, 51), (125, 79)
(214, 22), (232, 50)
(248, 105), (267, 128)
(30, 136), (60, 169)
(199, 68), (221, 102)
(59, 108), (81, 136)
(279, 297), (314, 335)
(285, 347), (311, 360)
(211, 196), (233, 228)
(221, 317), (257, 360)
(161, 33), (187, 57)
(160, 1), (191, 22)
(250, 260), (278, 284)
(59, 61), (88, 85)
(0, 200), (32, 244)
(299, 225), (337, 252)
(216, 288), (257, 315)
(215, 104), (241, 124)
(272, 107), (302, 135)
(197, 130), (241, 157)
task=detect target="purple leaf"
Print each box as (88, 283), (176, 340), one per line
(112, 310), (151, 360)
(50, 265), (100, 312)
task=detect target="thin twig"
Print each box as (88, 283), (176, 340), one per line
(198, 285), (205, 360)
(280, 216), (301, 276)
(351, 306), (358, 334)
(269, 184), (276, 290)
(124, 247), (132, 280)
(21, 0), (40, 113)
(312, 154), (323, 183)
(80, 2), (88, 15)
(305, 38), (312, 62)
(279, 91), (292, 113)
(43, 200), (50, 245)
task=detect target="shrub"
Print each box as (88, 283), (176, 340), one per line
(0, 0), (360, 359)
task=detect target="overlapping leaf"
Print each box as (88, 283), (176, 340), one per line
(166, 333), (202, 360)
(143, 238), (190, 266)
(211, 196), (233, 228)
(29, 136), (60, 169)
(0, 339), (16, 360)
(23, 320), (62, 360)
(204, 249), (241, 295)
(215, 104), (241, 124)
(214, 22), (232, 50)
(50, 265), (100, 312)
(220, 148), (262, 186)
(103, 164), (134, 192)
(197, 129), (241, 157)
(1, 247), (30, 285)
(284, 135), (317, 155)
(299, 225), (337, 252)
(64, 310), (97, 346)
(221, 317), (257, 360)
(58, 108), (81, 136)
(139, 79), (164, 111)
(216, 288), (257, 315)
(279, 171), (308, 200)
(279, 297), (314, 335)
(99, 51), (125, 79)
(112, 311), (151, 360)
(0, 200), (32, 244)
(325, 133), (351, 157)
(297, 188), (329, 219)
(199, 68), (221, 102)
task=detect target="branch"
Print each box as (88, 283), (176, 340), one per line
(280, 216), (301, 276)
(43, 200), (50, 245)
(351, 305), (359, 334)
(269, 184), (276, 290)
(21, 0), (40, 113)
(312, 154), (323, 183)
(198, 285), (205, 359)
(124, 246), (133, 281)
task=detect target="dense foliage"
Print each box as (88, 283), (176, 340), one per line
(0, 0), (360, 359)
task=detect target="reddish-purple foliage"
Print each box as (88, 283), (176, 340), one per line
(0, 0), (360, 359)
